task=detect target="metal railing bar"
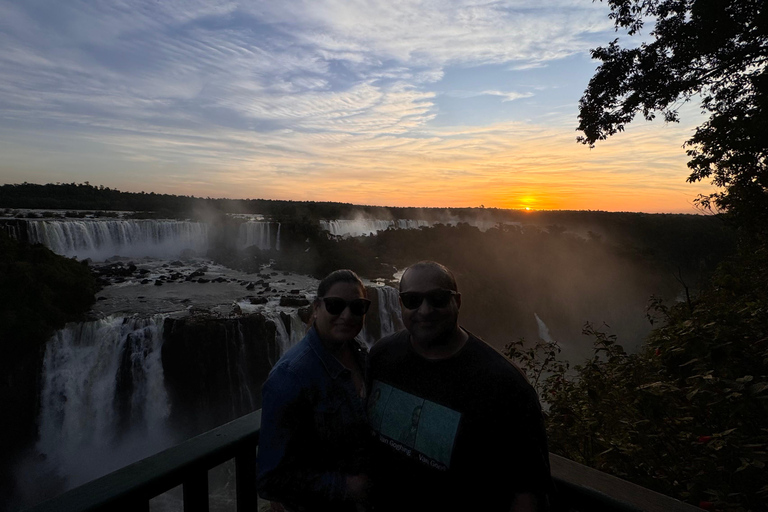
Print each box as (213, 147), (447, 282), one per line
(235, 438), (258, 512)
(549, 454), (701, 512)
(23, 410), (703, 512)
(183, 471), (209, 512)
(23, 410), (261, 512)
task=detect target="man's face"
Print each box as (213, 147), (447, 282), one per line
(400, 267), (461, 345)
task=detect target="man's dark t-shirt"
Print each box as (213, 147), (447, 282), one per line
(366, 329), (552, 511)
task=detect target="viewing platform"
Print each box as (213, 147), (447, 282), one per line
(23, 410), (701, 512)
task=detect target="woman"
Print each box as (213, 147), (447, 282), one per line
(257, 269), (372, 511)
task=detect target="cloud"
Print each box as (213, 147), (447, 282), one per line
(0, 0), (703, 213)
(510, 62), (548, 71)
(481, 90), (535, 102)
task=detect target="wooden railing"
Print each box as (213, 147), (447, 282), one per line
(23, 408), (701, 512)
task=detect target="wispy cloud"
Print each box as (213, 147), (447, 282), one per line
(0, 0), (705, 212)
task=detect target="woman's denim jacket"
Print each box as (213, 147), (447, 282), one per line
(257, 326), (369, 511)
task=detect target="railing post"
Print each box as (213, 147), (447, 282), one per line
(236, 437), (258, 512)
(116, 498), (149, 512)
(183, 471), (209, 512)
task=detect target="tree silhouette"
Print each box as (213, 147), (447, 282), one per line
(577, 0), (768, 230)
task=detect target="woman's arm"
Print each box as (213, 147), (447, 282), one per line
(257, 368), (351, 507)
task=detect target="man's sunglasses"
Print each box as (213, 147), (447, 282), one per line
(321, 297), (372, 316)
(399, 290), (458, 310)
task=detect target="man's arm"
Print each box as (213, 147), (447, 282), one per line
(496, 384), (552, 512)
(510, 385), (552, 512)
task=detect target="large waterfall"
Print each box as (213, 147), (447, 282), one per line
(320, 219), (431, 237)
(237, 221), (281, 251)
(35, 316), (172, 489)
(9, 212), (412, 509)
(26, 220), (209, 261)
(319, 218), (516, 237)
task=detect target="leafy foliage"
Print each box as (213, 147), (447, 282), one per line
(0, 231), (99, 353)
(507, 243), (768, 511)
(577, 0), (768, 228)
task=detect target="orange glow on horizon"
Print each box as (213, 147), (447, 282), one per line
(102, 117), (718, 215)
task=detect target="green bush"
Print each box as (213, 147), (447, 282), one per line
(507, 244), (768, 511)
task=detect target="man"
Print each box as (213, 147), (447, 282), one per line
(366, 261), (552, 511)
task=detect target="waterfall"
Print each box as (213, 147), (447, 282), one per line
(360, 286), (404, 347)
(395, 219), (431, 230)
(228, 321), (257, 416)
(25, 219), (208, 261)
(238, 221), (281, 251)
(319, 219), (399, 237)
(36, 315), (172, 488)
(534, 313), (554, 343)
(275, 223), (281, 251)
(377, 286), (404, 339)
(2, 220), (22, 240)
(318, 218), (508, 237)
(263, 311), (306, 362)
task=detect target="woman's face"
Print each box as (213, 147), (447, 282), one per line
(313, 281), (367, 347)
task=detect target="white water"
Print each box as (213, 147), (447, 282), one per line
(34, 315), (172, 490)
(320, 219), (431, 237)
(319, 218), (520, 237)
(535, 313), (554, 343)
(26, 219), (208, 261)
(263, 310), (307, 362)
(376, 286), (404, 339)
(361, 286), (404, 346)
(237, 221), (281, 251)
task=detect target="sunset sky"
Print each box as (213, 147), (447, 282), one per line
(0, 0), (715, 212)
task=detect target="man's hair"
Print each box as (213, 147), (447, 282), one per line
(400, 261), (458, 291)
(316, 269), (365, 298)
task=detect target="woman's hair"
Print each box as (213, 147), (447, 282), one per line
(316, 269), (365, 299)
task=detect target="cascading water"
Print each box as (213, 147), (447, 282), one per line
(376, 286), (404, 339)
(395, 219), (432, 230)
(319, 218), (513, 237)
(534, 313), (554, 343)
(238, 221), (278, 250)
(34, 315), (172, 491)
(228, 321), (257, 416)
(26, 219), (208, 261)
(360, 286), (404, 346)
(263, 310), (307, 363)
(275, 223), (281, 251)
(319, 219), (399, 237)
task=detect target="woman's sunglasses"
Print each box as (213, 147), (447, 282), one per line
(321, 297), (372, 316)
(399, 290), (458, 310)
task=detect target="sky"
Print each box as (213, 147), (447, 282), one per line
(0, 0), (716, 212)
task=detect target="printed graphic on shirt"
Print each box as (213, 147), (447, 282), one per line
(369, 380), (462, 470)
